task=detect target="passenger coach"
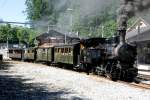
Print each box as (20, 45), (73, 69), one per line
(53, 43), (80, 68)
(9, 48), (24, 60)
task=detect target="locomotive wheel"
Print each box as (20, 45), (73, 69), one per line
(105, 62), (120, 81)
(121, 71), (135, 82)
(110, 69), (118, 81)
(95, 66), (105, 76)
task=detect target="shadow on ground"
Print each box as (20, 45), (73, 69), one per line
(0, 61), (13, 70)
(0, 61), (86, 100)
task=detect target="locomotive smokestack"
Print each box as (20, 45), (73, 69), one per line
(115, 0), (150, 81)
(117, 0), (134, 44)
(117, 0), (150, 44)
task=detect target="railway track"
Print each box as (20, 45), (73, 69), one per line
(89, 73), (150, 90)
(3, 61), (150, 90)
(137, 74), (150, 81)
(130, 82), (150, 89)
(84, 72), (150, 90)
(52, 64), (150, 89)
(118, 71), (150, 89)
(132, 72), (150, 89)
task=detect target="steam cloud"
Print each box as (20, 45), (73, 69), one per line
(33, 0), (119, 34)
(117, 0), (150, 30)
(56, 0), (118, 34)
(117, 0), (150, 43)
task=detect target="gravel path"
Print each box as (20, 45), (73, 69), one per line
(0, 61), (150, 100)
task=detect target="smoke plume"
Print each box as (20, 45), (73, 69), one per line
(117, 0), (150, 30)
(55, 0), (119, 34)
(117, 0), (150, 43)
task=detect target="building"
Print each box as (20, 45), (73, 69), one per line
(36, 30), (80, 48)
(0, 42), (9, 59)
(126, 17), (150, 70)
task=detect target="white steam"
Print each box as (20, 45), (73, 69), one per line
(55, 0), (118, 35)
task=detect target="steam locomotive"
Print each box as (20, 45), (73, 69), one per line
(8, 35), (138, 82)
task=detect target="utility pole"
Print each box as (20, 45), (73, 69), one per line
(137, 23), (140, 65)
(0, 21), (31, 25)
(47, 25), (50, 32)
(101, 25), (104, 38)
(6, 37), (9, 58)
(67, 8), (73, 30)
(66, 8), (73, 44)
(65, 32), (67, 44)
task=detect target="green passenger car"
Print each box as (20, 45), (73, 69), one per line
(24, 48), (35, 61)
(54, 43), (80, 66)
(36, 47), (54, 63)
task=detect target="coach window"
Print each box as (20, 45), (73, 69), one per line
(55, 48), (57, 52)
(70, 48), (73, 54)
(15, 50), (19, 54)
(32, 50), (34, 53)
(68, 48), (71, 53)
(58, 48), (60, 53)
(65, 48), (68, 53)
(43, 49), (45, 52)
(61, 48), (64, 53)
(9, 50), (13, 53)
(57, 48), (59, 53)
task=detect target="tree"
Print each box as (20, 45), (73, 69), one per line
(16, 27), (37, 47)
(25, 0), (119, 38)
(25, 0), (68, 25)
(0, 24), (37, 47)
(0, 24), (12, 42)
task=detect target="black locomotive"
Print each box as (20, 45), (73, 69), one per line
(8, 34), (138, 82)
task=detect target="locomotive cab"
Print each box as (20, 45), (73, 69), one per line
(81, 47), (102, 66)
(79, 38), (106, 74)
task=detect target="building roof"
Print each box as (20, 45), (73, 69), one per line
(126, 27), (150, 42)
(127, 17), (150, 32)
(38, 43), (55, 48)
(126, 17), (150, 42)
(36, 30), (64, 40)
(36, 30), (79, 41)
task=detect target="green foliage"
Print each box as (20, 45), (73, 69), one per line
(25, 0), (119, 38)
(0, 24), (37, 47)
(25, 0), (67, 24)
(16, 26), (37, 47)
(0, 24), (12, 42)
(102, 20), (117, 37)
(73, 8), (117, 38)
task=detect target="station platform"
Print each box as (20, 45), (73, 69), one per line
(138, 64), (150, 71)
(138, 64), (150, 77)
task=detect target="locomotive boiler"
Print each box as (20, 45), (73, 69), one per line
(109, 30), (138, 81)
(112, 0), (138, 81)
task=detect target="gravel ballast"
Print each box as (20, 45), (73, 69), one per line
(0, 61), (150, 100)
